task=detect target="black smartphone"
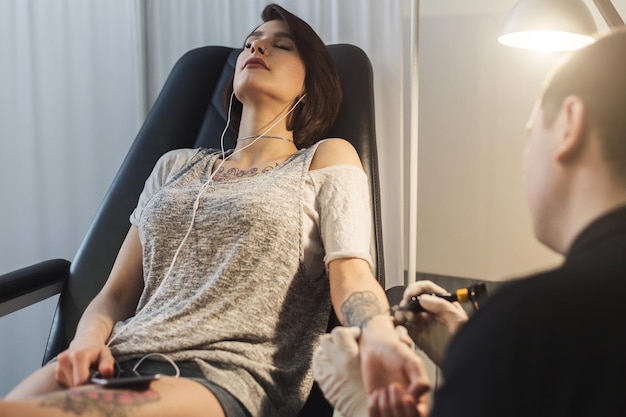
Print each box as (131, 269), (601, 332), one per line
(91, 374), (161, 389)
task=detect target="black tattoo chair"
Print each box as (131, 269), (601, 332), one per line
(0, 44), (383, 416)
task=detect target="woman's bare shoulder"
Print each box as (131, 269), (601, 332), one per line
(309, 138), (363, 171)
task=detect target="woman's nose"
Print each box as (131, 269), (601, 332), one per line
(250, 39), (267, 55)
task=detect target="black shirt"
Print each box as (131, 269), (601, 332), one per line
(431, 205), (626, 417)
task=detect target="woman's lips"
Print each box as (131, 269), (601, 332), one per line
(244, 57), (269, 69)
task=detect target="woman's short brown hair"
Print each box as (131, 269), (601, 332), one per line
(224, 3), (343, 149)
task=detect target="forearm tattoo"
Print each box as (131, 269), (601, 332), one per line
(340, 291), (386, 328)
(38, 388), (159, 417)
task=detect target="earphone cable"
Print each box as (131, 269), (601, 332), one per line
(106, 93), (305, 348)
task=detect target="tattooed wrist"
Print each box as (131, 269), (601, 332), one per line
(340, 291), (387, 328)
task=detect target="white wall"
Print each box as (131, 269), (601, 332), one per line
(0, 0), (142, 396)
(414, 0), (626, 281)
(415, 10), (562, 281)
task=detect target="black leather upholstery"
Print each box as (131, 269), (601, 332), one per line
(0, 44), (383, 416)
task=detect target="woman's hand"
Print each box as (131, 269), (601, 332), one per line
(359, 316), (431, 411)
(394, 280), (469, 367)
(368, 382), (429, 417)
(360, 318), (431, 417)
(53, 226), (144, 388)
(313, 325), (425, 417)
(54, 337), (115, 387)
(326, 258), (430, 415)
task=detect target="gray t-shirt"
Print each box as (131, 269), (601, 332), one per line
(109, 141), (373, 416)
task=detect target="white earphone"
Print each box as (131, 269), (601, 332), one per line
(106, 92), (306, 347)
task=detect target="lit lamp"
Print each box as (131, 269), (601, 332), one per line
(499, 0), (625, 51)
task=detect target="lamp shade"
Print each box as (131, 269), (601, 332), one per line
(498, 0), (597, 51)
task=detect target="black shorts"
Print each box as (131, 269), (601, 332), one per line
(115, 359), (251, 417)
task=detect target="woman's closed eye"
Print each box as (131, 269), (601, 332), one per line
(243, 39), (294, 51)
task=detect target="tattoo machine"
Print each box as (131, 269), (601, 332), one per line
(394, 282), (488, 313)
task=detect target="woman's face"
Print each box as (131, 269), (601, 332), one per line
(234, 19), (306, 106)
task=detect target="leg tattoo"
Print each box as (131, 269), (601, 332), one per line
(340, 291), (386, 328)
(38, 388), (160, 417)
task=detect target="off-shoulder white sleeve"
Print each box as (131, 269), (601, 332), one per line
(129, 148), (199, 226)
(309, 164), (374, 270)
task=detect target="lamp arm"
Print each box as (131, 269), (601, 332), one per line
(593, 0), (625, 30)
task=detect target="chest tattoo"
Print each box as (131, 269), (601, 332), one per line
(212, 164), (278, 182)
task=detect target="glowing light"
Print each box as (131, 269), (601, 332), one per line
(498, 30), (596, 52)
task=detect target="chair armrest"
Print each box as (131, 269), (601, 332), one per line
(0, 259), (70, 317)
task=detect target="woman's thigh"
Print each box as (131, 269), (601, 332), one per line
(5, 363), (63, 399)
(1, 375), (225, 417)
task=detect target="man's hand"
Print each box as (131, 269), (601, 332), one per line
(313, 326), (367, 417)
(394, 280), (469, 366)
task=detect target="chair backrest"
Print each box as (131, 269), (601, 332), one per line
(44, 44), (383, 416)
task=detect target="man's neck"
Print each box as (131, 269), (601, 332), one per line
(558, 177), (626, 255)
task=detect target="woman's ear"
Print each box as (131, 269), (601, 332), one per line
(555, 95), (587, 163)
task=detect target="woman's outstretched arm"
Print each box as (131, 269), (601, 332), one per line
(312, 139), (431, 403)
(7, 225), (145, 398)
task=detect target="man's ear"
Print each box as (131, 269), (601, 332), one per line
(555, 95), (587, 163)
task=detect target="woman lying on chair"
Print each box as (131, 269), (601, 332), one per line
(1, 4), (427, 417)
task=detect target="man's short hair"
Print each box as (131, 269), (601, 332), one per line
(541, 28), (626, 183)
